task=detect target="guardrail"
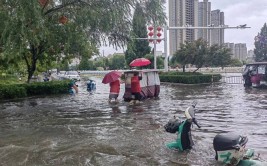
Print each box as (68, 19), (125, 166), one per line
(221, 76), (244, 84)
(78, 67), (244, 75)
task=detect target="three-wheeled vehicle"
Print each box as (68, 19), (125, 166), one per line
(123, 70), (160, 101)
(243, 62), (267, 88)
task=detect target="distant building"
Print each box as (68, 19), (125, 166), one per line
(235, 43), (247, 61)
(224, 43), (235, 58)
(210, 9), (224, 45)
(169, 0), (199, 56)
(247, 50), (255, 63)
(198, 0), (211, 42)
(224, 43), (247, 61)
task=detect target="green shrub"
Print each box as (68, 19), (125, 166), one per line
(0, 84), (27, 99)
(159, 71), (203, 76)
(20, 80), (69, 96)
(159, 73), (221, 84)
(0, 80), (70, 100)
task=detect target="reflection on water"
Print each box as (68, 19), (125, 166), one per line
(0, 76), (267, 165)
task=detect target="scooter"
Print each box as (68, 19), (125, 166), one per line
(87, 79), (96, 93)
(164, 102), (267, 165)
(213, 133), (267, 165)
(164, 101), (200, 151)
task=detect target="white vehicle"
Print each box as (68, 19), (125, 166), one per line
(63, 71), (81, 81)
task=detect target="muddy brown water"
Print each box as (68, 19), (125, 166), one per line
(0, 76), (267, 166)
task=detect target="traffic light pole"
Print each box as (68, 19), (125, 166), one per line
(153, 27), (157, 70)
(163, 26), (168, 71)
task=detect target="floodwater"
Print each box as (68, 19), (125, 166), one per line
(0, 75), (267, 166)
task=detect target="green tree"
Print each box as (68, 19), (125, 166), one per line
(78, 57), (91, 70)
(191, 39), (209, 72)
(171, 40), (231, 72)
(144, 0), (167, 26)
(125, 3), (151, 66)
(0, 0), (137, 82)
(208, 45), (232, 68)
(109, 54), (126, 70)
(60, 60), (70, 71)
(230, 59), (243, 67)
(254, 23), (267, 62)
(94, 57), (109, 70)
(144, 54), (164, 69)
(125, 1), (166, 67)
(171, 41), (195, 72)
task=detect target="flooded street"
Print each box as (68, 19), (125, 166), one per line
(0, 76), (267, 166)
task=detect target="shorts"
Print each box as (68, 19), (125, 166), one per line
(109, 93), (119, 99)
(132, 92), (142, 101)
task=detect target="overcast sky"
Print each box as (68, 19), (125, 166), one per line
(211, 0), (267, 50)
(100, 0), (267, 56)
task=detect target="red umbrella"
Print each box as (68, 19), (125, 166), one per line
(102, 71), (122, 84)
(130, 58), (151, 67)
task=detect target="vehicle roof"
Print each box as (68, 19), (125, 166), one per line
(246, 62), (267, 65)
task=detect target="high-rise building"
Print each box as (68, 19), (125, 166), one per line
(234, 43), (247, 61)
(169, 0), (199, 56)
(210, 10), (224, 45)
(198, 0), (211, 42)
(247, 50), (255, 63)
(224, 42), (247, 61)
(224, 43), (235, 58)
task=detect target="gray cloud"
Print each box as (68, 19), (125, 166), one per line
(211, 0), (267, 50)
(102, 0), (267, 55)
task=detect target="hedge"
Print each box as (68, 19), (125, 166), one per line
(159, 72), (222, 84)
(0, 80), (70, 100)
(0, 85), (27, 99)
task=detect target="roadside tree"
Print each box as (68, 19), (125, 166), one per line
(125, 1), (166, 67)
(109, 54), (126, 70)
(254, 23), (267, 62)
(0, 0), (137, 82)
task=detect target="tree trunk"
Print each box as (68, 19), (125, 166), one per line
(26, 55), (37, 83)
(25, 45), (39, 83)
(193, 67), (200, 73)
(182, 65), (185, 72)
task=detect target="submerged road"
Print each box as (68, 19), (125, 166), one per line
(0, 75), (266, 165)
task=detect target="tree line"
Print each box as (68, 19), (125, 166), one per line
(1, 0), (266, 82)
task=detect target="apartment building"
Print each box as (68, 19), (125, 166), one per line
(169, 0), (199, 56)
(210, 10), (224, 45)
